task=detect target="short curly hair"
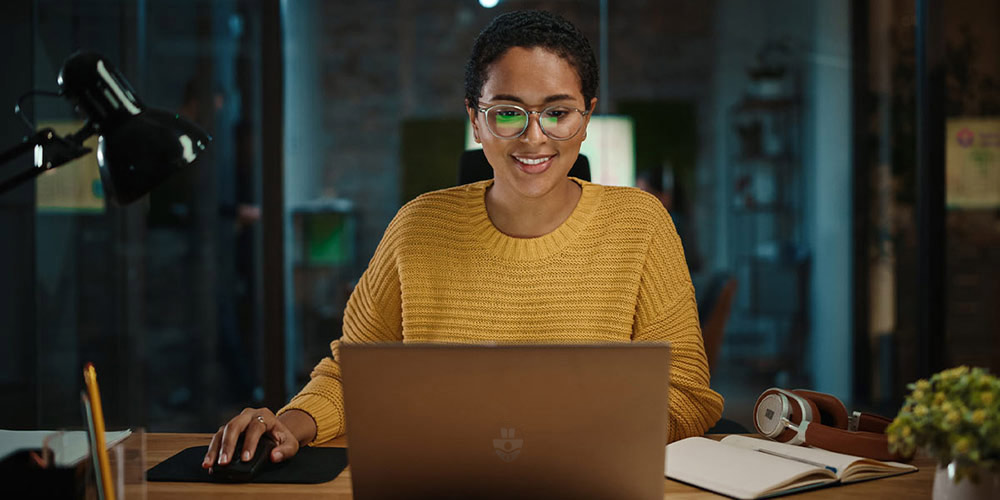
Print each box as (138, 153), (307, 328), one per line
(464, 10), (599, 111)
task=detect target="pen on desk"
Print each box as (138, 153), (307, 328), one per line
(84, 363), (116, 500)
(753, 448), (838, 474)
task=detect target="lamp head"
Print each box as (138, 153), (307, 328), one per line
(57, 51), (211, 205)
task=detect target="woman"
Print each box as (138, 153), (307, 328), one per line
(204, 10), (723, 469)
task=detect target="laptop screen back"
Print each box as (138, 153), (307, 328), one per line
(341, 343), (670, 500)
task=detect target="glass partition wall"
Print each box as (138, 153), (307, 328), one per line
(855, 0), (1000, 415)
(1, 0), (269, 431)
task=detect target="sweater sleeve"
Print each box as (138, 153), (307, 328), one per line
(632, 203), (724, 442)
(277, 215), (404, 444)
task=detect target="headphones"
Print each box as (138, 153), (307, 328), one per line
(753, 388), (908, 462)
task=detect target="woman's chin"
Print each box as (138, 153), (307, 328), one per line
(502, 173), (572, 200)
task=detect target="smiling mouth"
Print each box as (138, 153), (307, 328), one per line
(512, 154), (555, 173)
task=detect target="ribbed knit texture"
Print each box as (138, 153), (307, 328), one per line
(279, 178), (724, 444)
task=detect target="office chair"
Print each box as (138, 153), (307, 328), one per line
(700, 277), (738, 373)
(457, 149), (591, 185)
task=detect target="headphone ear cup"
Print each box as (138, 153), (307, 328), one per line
(754, 389), (803, 443)
(793, 389), (849, 429)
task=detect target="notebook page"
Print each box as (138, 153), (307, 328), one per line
(0, 429), (132, 467)
(720, 435), (916, 481)
(666, 437), (836, 499)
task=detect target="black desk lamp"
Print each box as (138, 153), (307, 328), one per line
(0, 51), (211, 204)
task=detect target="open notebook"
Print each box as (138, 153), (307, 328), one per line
(665, 435), (917, 499)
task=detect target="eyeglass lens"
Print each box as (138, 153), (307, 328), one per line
(486, 106), (582, 139)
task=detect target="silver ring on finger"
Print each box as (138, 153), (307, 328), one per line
(256, 415), (266, 425)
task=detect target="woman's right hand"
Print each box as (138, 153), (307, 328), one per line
(202, 408), (315, 469)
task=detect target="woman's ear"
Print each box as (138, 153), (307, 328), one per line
(465, 99), (481, 143)
(581, 97), (598, 141)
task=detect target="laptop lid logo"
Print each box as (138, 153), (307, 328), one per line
(493, 428), (523, 462)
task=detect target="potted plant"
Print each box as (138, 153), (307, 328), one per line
(887, 366), (1000, 499)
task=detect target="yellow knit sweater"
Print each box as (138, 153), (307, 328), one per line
(279, 178), (724, 443)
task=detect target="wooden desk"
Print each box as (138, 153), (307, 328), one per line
(145, 433), (936, 499)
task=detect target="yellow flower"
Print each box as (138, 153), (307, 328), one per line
(940, 366), (969, 382)
(912, 390), (925, 401)
(914, 405), (929, 418)
(901, 426), (912, 438)
(953, 437), (972, 455)
(971, 409), (986, 425)
(945, 411), (961, 427)
(915, 379), (931, 392)
(983, 392), (995, 405)
(934, 392), (947, 405)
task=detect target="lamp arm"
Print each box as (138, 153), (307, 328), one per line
(0, 126), (93, 196)
(0, 131), (42, 166)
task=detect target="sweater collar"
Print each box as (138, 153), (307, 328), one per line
(467, 177), (603, 261)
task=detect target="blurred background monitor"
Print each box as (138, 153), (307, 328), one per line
(292, 200), (356, 267)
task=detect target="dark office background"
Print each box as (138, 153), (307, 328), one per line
(0, 0), (997, 433)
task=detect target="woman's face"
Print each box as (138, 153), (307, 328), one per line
(468, 46), (597, 200)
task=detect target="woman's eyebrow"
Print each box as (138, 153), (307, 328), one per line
(488, 93), (577, 104)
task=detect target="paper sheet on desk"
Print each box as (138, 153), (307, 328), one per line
(0, 429), (132, 467)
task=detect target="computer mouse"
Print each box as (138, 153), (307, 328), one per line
(210, 433), (277, 482)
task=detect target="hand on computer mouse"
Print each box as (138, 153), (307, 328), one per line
(209, 433), (277, 482)
(202, 408), (313, 469)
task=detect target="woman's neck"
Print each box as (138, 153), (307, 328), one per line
(485, 178), (582, 238)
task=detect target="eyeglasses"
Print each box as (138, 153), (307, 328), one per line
(477, 104), (590, 140)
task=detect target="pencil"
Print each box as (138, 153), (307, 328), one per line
(84, 363), (116, 500)
(754, 447), (838, 474)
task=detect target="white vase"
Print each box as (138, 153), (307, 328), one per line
(933, 462), (1000, 500)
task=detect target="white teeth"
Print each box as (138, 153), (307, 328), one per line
(515, 156), (552, 165)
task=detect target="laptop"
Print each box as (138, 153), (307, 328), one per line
(340, 343), (670, 500)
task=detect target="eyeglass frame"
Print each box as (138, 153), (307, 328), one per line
(475, 103), (591, 141)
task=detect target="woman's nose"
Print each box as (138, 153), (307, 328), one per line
(519, 112), (547, 143)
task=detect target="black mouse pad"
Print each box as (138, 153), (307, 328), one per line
(146, 445), (348, 484)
